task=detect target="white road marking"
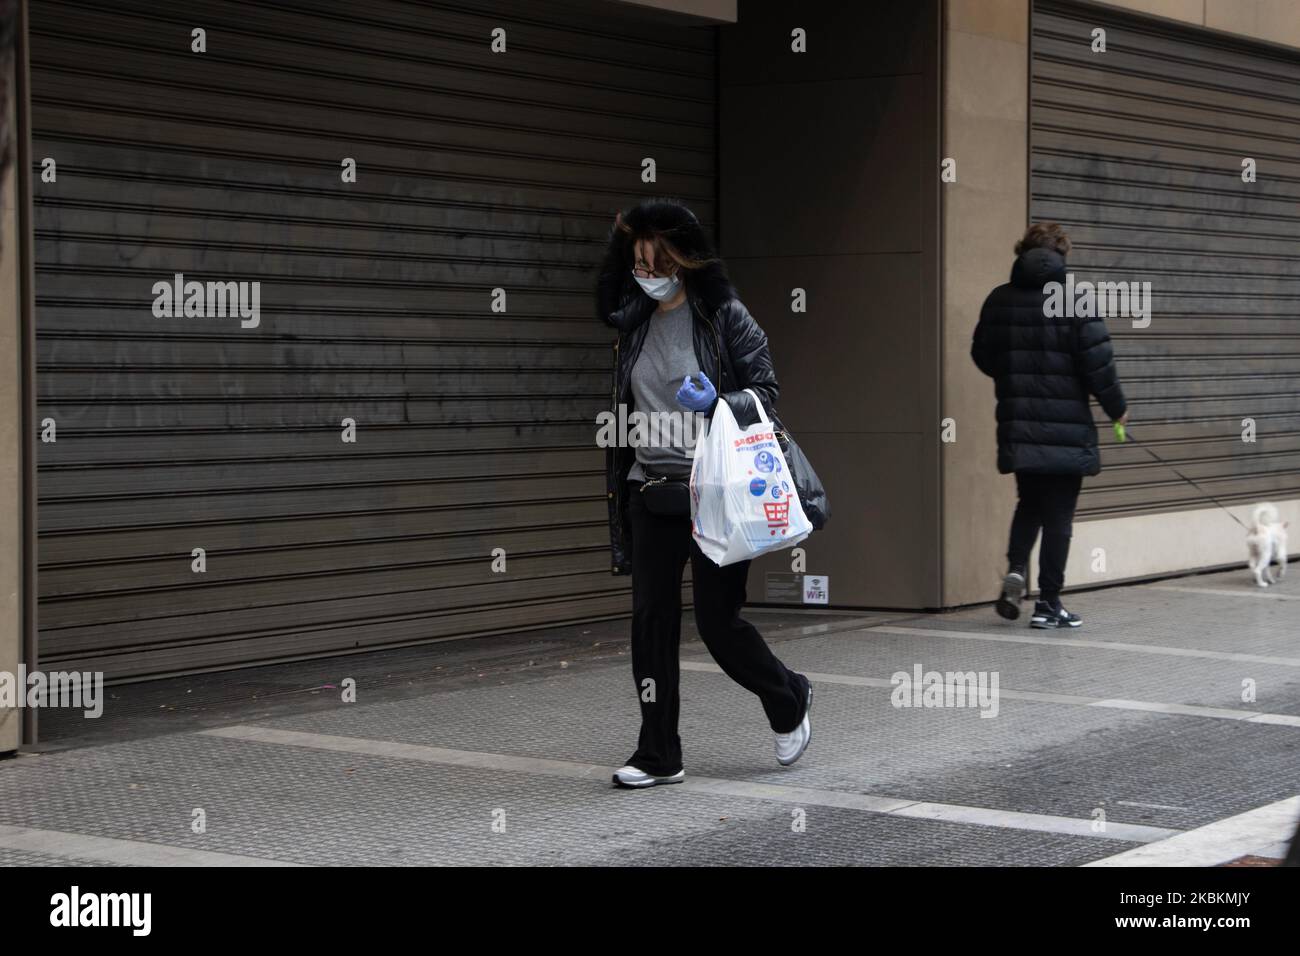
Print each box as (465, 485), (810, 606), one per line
(200, 725), (1176, 844)
(1146, 585), (1300, 601)
(1085, 795), (1300, 866)
(0, 824), (301, 867)
(862, 624), (1300, 667)
(1087, 698), (1300, 726)
(1251, 841), (1289, 860)
(680, 661), (1300, 726)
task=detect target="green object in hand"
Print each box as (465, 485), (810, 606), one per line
(1113, 421), (1127, 443)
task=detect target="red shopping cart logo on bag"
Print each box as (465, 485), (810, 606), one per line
(763, 499), (790, 535)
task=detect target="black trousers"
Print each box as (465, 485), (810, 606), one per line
(1006, 472), (1083, 605)
(626, 480), (808, 776)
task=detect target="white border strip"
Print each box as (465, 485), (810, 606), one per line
(201, 725), (1175, 844)
(680, 661), (1300, 726)
(1146, 585), (1300, 602)
(1060, 499), (1300, 588)
(1085, 796), (1300, 867)
(864, 625), (1300, 668)
(0, 824), (302, 867)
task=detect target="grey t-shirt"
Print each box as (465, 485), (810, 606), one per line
(627, 299), (704, 483)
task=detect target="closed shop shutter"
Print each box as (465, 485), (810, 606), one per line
(1031, 0), (1300, 519)
(32, 0), (717, 679)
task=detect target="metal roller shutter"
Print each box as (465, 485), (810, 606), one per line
(1031, 0), (1300, 519)
(32, 0), (717, 679)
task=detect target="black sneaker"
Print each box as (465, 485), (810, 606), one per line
(995, 569), (1026, 620)
(1030, 600), (1081, 629)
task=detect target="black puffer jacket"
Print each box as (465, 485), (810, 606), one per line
(596, 206), (779, 575)
(971, 247), (1127, 476)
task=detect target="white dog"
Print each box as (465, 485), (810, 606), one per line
(1246, 503), (1288, 587)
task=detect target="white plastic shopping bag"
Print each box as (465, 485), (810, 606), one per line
(690, 388), (813, 566)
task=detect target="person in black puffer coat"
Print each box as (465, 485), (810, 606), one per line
(972, 222), (1128, 630)
(595, 199), (813, 788)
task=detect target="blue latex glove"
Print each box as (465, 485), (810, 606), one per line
(676, 371), (717, 412)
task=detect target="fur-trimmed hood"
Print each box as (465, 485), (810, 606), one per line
(595, 199), (737, 330)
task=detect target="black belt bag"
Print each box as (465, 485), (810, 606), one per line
(639, 469), (691, 517)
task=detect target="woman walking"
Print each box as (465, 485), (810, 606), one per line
(971, 222), (1128, 628)
(596, 198), (812, 789)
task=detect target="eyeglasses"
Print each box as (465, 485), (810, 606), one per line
(632, 261), (679, 279)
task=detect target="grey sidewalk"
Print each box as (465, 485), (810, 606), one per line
(2, 568), (1298, 866)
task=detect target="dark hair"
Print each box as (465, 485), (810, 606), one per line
(612, 199), (720, 274)
(1015, 222), (1071, 257)
(596, 199), (736, 322)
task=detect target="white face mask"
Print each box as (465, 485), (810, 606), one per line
(633, 272), (682, 301)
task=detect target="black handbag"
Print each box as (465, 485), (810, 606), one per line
(772, 417), (830, 530)
(638, 468), (692, 517)
(714, 342), (831, 531)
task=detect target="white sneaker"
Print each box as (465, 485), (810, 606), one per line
(611, 765), (685, 788)
(775, 680), (813, 766)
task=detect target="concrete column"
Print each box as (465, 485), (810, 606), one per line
(721, 0), (942, 609)
(940, 0), (1030, 606)
(0, 14), (20, 754)
(0, 0), (31, 753)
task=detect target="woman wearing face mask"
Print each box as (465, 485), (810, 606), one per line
(596, 198), (813, 788)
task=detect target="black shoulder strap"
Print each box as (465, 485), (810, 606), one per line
(713, 305), (782, 429)
(714, 306), (739, 389)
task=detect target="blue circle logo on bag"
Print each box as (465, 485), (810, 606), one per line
(749, 477), (767, 496)
(770, 485), (783, 500)
(753, 450), (776, 473)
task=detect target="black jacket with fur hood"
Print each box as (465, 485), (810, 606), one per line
(971, 247), (1127, 476)
(596, 200), (780, 575)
